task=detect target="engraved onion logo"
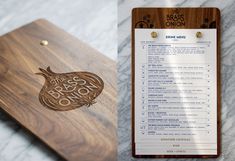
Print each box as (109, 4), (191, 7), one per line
(36, 67), (104, 111)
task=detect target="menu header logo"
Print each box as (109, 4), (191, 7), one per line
(165, 9), (185, 27)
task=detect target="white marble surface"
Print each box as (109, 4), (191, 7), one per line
(118, 0), (235, 161)
(0, 0), (117, 161)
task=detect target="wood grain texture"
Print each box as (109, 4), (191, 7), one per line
(131, 8), (221, 158)
(0, 19), (117, 161)
(132, 8), (220, 29)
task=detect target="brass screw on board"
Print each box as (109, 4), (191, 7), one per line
(196, 32), (203, 38)
(151, 31), (158, 38)
(40, 40), (48, 46)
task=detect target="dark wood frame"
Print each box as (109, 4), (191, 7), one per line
(131, 8), (221, 158)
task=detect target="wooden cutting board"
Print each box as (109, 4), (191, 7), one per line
(0, 19), (117, 161)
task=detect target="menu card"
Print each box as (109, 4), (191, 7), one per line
(134, 29), (217, 155)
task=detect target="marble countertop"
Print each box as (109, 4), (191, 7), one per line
(118, 0), (235, 161)
(0, 0), (116, 161)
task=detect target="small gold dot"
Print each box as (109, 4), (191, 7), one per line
(196, 32), (202, 38)
(151, 31), (158, 38)
(40, 40), (48, 46)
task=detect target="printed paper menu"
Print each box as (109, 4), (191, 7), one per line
(134, 29), (217, 155)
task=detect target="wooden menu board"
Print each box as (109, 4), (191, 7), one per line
(0, 19), (117, 161)
(132, 8), (221, 158)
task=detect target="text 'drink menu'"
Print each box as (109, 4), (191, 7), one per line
(134, 29), (217, 155)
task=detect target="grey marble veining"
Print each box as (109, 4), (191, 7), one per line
(118, 0), (235, 161)
(0, 0), (117, 161)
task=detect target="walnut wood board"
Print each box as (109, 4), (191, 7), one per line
(0, 19), (117, 161)
(131, 8), (221, 158)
